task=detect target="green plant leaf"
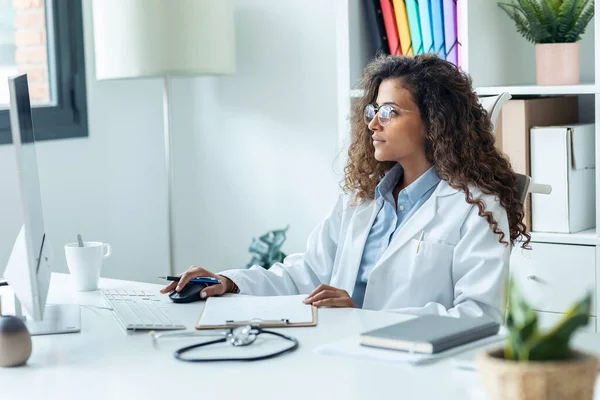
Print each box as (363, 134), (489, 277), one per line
(505, 309), (538, 360)
(518, 0), (543, 21)
(520, 0), (554, 41)
(507, 278), (531, 325)
(557, 0), (580, 41)
(566, 1), (594, 41)
(500, 0), (592, 43)
(564, 0), (591, 41)
(544, 0), (565, 9)
(526, 292), (592, 361)
(540, 0), (559, 38)
(503, 278), (539, 360)
(498, 3), (537, 43)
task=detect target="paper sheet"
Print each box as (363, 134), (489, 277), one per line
(198, 294), (313, 326)
(314, 334), (506, 366)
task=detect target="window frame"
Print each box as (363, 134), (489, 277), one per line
(0, 0), (87, 145)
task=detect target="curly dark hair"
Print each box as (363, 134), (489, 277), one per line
(343, 53), (530, 249)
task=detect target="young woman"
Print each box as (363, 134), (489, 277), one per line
(161, 54), (529, 323)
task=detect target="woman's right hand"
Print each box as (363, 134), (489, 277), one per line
(159, 266), (233, 299)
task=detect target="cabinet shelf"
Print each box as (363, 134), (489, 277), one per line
(350, 84), (597, 99)
(529, 228), (599, 246)
(476, 83), (597, 96)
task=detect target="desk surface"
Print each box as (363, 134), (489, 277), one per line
(0, 273), (572, 399)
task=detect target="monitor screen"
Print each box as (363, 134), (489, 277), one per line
(5, 74), (50, 320)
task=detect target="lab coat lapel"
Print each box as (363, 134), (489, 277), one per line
(338, 199), (381, 294)
(375, 188), (438, 267)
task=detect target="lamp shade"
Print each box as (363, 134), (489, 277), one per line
(92, 0), (235, 80)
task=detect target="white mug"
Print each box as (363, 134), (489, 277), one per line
(64, 242), (111, 291)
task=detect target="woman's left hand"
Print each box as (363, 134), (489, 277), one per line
(303, 284), (357, 308)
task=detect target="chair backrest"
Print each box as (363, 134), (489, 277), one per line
(479, 92), (532, 206)
(479, 92), (512, 131)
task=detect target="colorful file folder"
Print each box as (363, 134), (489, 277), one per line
(380, 0), (401, 55)
(366, 0), (389, 55)
(456, 0), (462, 67)
(405, 0), (424, 55)
(418, 0), (434, 54)
(442, 0), (458, 65)
(430, 0), (445, 59)
(392, 0), (413, 56)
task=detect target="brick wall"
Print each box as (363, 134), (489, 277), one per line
(13, 0), (49, 104)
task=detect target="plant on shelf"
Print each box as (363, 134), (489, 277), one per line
(244, 226), (289, 270)
(497, 0), (595, 85)
(477, 278), (598, 400)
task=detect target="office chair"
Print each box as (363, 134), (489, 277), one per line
(479, 92), (552, 202)
(480, 92), (553, 324)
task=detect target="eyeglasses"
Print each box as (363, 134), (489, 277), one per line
(364, 104), (416, 126)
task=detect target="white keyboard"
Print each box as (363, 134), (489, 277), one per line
(101, 288), (186, 331)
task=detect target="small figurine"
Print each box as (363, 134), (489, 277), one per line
(0, 299), (32, 367)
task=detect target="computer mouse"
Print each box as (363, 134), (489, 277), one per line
(168, 282), (209, 303)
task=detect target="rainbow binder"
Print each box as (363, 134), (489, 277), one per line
(418, 0), (434, 54)
(442, 0), (458, 65)
(405, 0), (424, 55)
(380, 0), (401, 55)
(430, 0), (445, 59)
(392, 0), (413, 56)
(456, 0), (462, 67)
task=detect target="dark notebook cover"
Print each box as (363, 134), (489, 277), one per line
(360, 315), (500, 354)
(366, 0), (390, 55)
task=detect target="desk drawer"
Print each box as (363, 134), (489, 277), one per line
(536, 311), (596, 333)
(510, 243), (595, 316)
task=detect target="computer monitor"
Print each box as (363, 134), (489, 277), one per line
(2, 74), (80, 335)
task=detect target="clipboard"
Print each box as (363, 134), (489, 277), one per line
(194, 294), (318, 330)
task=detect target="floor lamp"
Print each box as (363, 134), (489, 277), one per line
(92, 0), (236, 275)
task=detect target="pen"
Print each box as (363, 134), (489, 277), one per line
(416, 231), (424, 254)
(158, 276), (221, 284)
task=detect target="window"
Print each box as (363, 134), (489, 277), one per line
(0, 0), (87, 144)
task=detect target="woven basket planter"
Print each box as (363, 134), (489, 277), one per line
(476, 347), (599, 400)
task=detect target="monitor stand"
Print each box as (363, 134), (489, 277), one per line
(14, 295), (81, 336)
(3, 226), (81, 336)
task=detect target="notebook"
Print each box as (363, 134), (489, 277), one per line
(360, 315), (500, 354)
(195, 294), (317, 329)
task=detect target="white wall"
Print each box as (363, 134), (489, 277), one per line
(0, 0), (341, 282)
(170, 0), (341, 273)
(0, 0), (169, 283)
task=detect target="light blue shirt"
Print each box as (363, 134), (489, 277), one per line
(351, 164), (441, 308)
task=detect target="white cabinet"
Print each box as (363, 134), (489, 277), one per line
(536, 311), (597, 334)
(510, 243), (596, 316)
(336, 0), (599, 331)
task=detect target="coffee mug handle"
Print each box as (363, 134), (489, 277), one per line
(103, 243), (112, 259)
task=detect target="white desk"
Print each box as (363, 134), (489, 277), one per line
(0, 274), (528, 399)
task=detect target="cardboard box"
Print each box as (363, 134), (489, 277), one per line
(530, 123), (596, 233)
(495, 97), (579, 230)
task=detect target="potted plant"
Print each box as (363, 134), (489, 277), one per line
(497, 0), (594, 85)
(244, 226), (289, 270)
(477, 279), (598, 400)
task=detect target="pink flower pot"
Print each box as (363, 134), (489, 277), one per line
(536, 43), (581, 85)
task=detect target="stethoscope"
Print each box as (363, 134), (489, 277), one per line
(152, 325), (299, 362)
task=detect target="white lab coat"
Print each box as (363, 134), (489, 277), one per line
(220, 180), (511, 323)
